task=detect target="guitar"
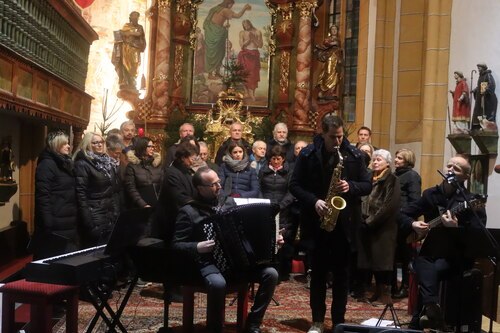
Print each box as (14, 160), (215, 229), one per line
(406, 195), (487, 243)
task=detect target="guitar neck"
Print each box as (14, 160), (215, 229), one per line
(427, 202), (465, 230)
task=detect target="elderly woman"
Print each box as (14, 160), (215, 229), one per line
(73, 132), (119, 247)
(358, 149), (401, 305)
(392, 148), (421, 298)
(31, 130), (79, 259)
(219, 141), (260, 198)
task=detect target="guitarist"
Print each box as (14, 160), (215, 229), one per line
(401, 155), (487, 330)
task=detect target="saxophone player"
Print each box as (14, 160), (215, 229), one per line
(290, 115), (372, 333)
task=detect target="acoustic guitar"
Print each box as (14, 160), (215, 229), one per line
(406, 195), (487, 244)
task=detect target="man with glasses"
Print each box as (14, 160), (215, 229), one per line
(401, 155), (486, 330)
(171, 166), (282, 333)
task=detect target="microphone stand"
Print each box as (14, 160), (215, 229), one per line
(438, 170), (499, 333)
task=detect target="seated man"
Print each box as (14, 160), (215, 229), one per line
(401, 155), (486, 330)
(171, 166), (282, 333)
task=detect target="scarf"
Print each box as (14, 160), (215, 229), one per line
(88, 151), (118, 180)
(222, 154), (249, 172)
(372, 167), (389, 183)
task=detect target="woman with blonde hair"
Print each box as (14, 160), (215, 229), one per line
(392, 148), (421, 298)
(31, 130), (79, 259)
(73, 132), (119, 247)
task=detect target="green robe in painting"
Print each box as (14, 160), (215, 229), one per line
(203, 5), (227, 73)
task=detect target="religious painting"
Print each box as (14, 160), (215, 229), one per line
(469, 155), (488, 195)
(191, 0), (272, 108)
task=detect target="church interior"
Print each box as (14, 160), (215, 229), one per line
(1, 0), (500, 332)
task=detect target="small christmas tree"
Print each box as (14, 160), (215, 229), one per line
(222, 56), (249, 91)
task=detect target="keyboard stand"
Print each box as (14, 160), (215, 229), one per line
(84, 276), (138, 333)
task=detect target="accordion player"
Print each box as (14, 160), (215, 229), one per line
(199, 201), (278, 278)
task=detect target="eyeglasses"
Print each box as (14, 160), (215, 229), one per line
(201, 181), (221, 188)
(91, 141), (104, 145)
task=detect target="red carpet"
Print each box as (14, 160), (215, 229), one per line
(62, 275), (411, 333)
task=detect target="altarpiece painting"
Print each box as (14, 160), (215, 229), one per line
(191, 0), (272, 108)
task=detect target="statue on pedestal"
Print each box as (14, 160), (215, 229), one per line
(472, 63), (498, 132)
(112, 11), (146, 91)
(449, 71), (471, 134)
(315, 25), (343, 100)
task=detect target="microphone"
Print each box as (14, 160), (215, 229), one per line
(437, 169), (457, 184)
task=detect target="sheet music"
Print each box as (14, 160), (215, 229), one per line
(233, 198), (271, 205)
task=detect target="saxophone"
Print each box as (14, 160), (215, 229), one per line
(320, 146), (347, 232)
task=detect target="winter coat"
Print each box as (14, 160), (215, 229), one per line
(219, 163), (260, 198)
(155, 159), (196, 242)
(358, 169), (400, 271)
(289, 135), (372, 247)
(124, 151), (163, 208)
(266, 138), (295, 163)
(32, 149), (79, 259)
(259, 162), (295, 238)
(215, 138), (252, 165)
(395, 167), (421, 209)
(74, 150), (119, 247)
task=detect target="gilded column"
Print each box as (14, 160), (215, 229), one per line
(150, 0), (172, 120)
(293, 0), (317, 131)
(272, 2), (294, 123)
(170, 0), (196, 111)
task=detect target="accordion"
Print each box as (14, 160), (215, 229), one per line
(201, 202), (277, 277)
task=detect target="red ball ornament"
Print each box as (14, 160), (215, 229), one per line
(494, 164), (500, 174)
(138, 128), (145, 137)
(75, 0), (95, 8)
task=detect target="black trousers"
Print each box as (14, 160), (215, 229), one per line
(310, 229), (350, 324)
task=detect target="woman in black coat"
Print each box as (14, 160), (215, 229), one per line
(73, 132), (119, 247)
(392, 148), (421, 298)
(124, 137), (163, 209)
(259, 145), (295, 280)
(31, 130), (79, 260)
(219, 141), (260, 198)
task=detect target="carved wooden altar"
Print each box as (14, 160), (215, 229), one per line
(121, 0), (345, 141)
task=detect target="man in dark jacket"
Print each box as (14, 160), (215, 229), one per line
(266, 122), (295, 163)
(401, 155), (487, 331)
(214, 122), (252, 165)
(172, 166), (282, 333)
(289, 115), (372, 333)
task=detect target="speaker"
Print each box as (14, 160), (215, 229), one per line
(333, 324), (422, 333)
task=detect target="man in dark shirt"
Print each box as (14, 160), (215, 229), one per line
(171, 166), (282, 333)
(401, 155), (487, 330)
(290, 115), (371, 333)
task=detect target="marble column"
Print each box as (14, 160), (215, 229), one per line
(293, 0), (317, 131)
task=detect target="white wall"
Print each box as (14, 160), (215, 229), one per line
(449, 0), (500, 228)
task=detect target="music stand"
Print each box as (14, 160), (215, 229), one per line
(85, 207), (152, 333)
(418, 226), (498, 333)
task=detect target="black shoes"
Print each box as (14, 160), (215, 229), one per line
(392, 286), (409, 299)
(419, 303), (445, 330)
(244, 322), (262, 333)
(244, 326), (262, 333)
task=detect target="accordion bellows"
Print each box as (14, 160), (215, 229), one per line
(201, 203), (277, 277)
